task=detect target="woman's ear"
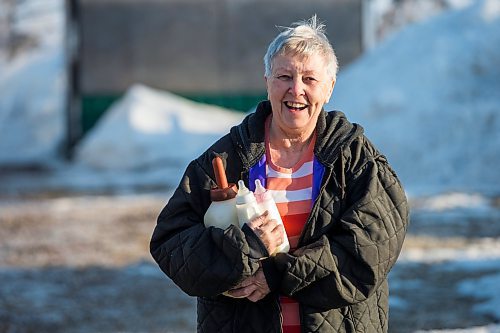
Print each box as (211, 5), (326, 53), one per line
(326, 80), (335, 103)
(264, 76), (270, 99)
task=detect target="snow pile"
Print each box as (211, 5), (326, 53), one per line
(327, 0), (500, 194)
(400, 238), (500, 263)
(459, 273), (500, 323)
(416, 324), (500, 332)
(412, 192), (491, 211)
(1, 0), (499, 198)
(364, 0), (474, 49)
(75, 84), (245, 171)
(0, 0), (65, 166)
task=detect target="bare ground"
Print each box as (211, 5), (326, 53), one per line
(0, 194), (499, 333)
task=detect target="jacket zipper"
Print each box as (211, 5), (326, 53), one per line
(293, 167), (333, 331)
(296, 167), (332, 248)
(238, 124), (249, 154)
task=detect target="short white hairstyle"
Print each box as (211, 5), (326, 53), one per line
(264, 15), (338, 80)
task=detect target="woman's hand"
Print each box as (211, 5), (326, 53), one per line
(227, 266), (270, 302)
(247, 210), (285, 255)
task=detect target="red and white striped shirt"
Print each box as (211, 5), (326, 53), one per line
(265, 116), (315, 333)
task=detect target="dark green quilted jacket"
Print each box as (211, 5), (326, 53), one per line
(150, 101), (409, 332)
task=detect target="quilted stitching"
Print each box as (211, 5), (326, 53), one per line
(152, 109), (409, 332)
(276, 151), (407, 331)
(197, 297), (281, 332)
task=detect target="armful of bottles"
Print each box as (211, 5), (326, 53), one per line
(204, 157), (290, 255)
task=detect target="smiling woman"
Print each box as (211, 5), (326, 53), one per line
(265, 53), (335, 168)
(263, 17), (336, 170)
(151, 15), (409, 333)
(266, 54), (334, 131)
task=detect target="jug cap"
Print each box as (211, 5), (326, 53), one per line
(210, 184), (237, 201)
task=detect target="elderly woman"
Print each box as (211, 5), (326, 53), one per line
(150, 16), (409, 333)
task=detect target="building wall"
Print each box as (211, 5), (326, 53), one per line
(79, 0), (363, 96)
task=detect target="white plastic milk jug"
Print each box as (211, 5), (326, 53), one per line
(203, 157), (238, 229)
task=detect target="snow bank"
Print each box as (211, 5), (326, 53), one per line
(458, 273), (500, 322)
(326, 0), (500, 195)
(399, 238), (500, 264)
(363, 0), (474, 49)
(416, 324), (500, 332)
(0, 0), (65, 167)
(411, 192), (490, 212)
(0, 49), (65, 166)
(75, 84), (245, 171)
(2, 0), (499, 199)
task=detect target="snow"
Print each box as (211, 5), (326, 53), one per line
(1, 0), (499, 196)
(363, 0), (474, 49)
(416, 325), (500, 333)
(0, 48), (65, 165)
(0, 84), (245, 194)
(75, 84), (245, 171)
(412, 192), (492, 211)
(1, 0), (500, 331)
(0, 1), (497, 227)
(0, 0), (65, 166)
(458, 273), (500, 323)
(400, 238), (500, 263)
(10, 0), (64, 47)
(327, 0), (500, 195)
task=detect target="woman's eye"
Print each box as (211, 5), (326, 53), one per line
(277, 75), (291, 80)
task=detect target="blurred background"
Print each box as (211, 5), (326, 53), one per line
(0, 0), (499, 332)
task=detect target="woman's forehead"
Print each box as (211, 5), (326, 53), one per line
(272, 53), (327, 73)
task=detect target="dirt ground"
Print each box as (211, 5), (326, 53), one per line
(0, 194), (196, 333)
(0, 192), (499, 333)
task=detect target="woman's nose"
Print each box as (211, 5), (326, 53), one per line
(289, 78), (305, 96)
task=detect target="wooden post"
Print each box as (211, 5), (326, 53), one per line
(65, 0), (82, 159)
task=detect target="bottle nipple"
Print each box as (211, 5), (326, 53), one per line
(254, 179), (267, 202)
(256, 178), (276, 202)
(254, 179), (265, 194)
(236, 180), (256, 205)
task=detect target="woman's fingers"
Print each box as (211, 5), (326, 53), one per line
(232, 275), (254, 289)
(248, 211), (285, 254)
(266, 221), (285, 252)
(246, 289), (266, 302)
(248, 210), (269, 230)
(245, 268), (271, 302)
(227, 283), (257, 298)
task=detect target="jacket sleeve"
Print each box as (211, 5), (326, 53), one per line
(262, 137), (409, 309)
(150, 154), (264, 297)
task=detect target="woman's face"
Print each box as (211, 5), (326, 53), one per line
(266, 53), (335, 138)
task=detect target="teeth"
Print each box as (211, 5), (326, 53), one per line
(285, 102), (307, 108)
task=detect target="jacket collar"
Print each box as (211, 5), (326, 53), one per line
(230, 100), (364, 169)
(315, 107), (364, 167)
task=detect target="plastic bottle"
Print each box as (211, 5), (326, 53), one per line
(203, 157), (238, 229)
(235, 180), (261, 228)
(254, 179), (290, 254)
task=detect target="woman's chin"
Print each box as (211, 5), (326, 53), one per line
(285, 112), (310, 126)
(282, 120), (310, 134)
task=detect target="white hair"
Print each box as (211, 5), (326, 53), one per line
(264, 15), (338, 80)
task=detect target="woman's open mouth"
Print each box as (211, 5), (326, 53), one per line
(284, 101), (308, 111)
